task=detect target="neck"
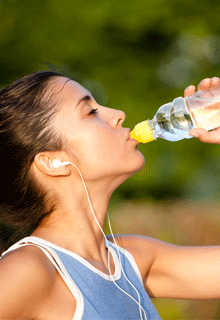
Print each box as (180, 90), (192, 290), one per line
(32, 176), (117, 261)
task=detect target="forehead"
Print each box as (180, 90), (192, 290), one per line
(53, 78), (91, 133)
(56, 77), (90, 105)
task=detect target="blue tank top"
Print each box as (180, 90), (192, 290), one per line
(2, 236), (162, 320)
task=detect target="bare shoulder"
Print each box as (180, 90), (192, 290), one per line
(108, 233), (171, 258)
(0, 244), (56, 284)
(0, 245), (56, 319)
(108, 234), (177, 281)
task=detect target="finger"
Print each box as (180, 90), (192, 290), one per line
(184, 85), (195, 97)
(189, 128), (220, 144)
(197, 78), (211, 91)
(210, 77), (220, 86)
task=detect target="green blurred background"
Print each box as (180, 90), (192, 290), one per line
(1, 0), (220, 318)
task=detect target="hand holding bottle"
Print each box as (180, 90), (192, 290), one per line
(187, 77), (220, 144)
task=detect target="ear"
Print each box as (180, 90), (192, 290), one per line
(34, 152), (71, 177)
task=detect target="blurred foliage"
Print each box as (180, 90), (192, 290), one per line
(1, 0), (220, 202)
(1, 0), (220, 318)
(1, 0), (220, 201)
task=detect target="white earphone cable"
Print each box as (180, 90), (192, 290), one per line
(107, 212), (147, 320)
(60, 160), (148, 320)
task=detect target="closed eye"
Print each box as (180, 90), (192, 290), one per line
(88, 108), (98, 115)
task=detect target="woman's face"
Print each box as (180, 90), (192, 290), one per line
(54, 77), (145, 181)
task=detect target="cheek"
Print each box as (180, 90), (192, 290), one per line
(78, 133), (123, 174)
(83, 140), (144, 178)
(84, 138), (121, 165)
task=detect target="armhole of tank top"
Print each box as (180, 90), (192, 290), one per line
(2, 240), (84, 320)
(107, 241), (144, 286)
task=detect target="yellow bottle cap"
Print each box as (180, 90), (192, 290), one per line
(130, 120), (155, 143)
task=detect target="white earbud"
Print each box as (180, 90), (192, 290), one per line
(52, 159), (71, 168)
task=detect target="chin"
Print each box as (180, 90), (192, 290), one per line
(127, 154), (146, 175)
(134, 152), (145, 171)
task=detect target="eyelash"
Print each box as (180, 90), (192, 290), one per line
(88, 108), (98, 115)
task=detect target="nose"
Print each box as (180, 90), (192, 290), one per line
(109, 109), (126, 128)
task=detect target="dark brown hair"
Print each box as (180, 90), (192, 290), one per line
(0, 70), (67, 253)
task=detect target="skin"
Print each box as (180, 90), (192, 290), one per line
(0, 76), (220, 319)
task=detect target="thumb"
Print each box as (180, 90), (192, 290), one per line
(189, 128), (220, 144)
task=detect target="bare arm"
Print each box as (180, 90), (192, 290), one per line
(116, 235), (220, 300)
(146, 240), (220, 299)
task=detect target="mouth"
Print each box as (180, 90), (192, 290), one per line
(126, 129), (140, 145)
(128, 137), (140, 145)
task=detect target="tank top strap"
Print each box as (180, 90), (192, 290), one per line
(106, 239), (143, 285)
(2, 236), (84, 320)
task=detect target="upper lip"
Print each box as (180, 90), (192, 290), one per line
(126, 128), (131, 140)
(125, 128), (139, 144)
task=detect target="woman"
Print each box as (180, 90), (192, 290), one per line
(0, 71), (219, 320)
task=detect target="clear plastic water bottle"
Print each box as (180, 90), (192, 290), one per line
(130, 85), (220, 143)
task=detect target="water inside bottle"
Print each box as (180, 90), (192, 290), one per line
(186, 98), (220, 131)
(154, 99), (194, 141)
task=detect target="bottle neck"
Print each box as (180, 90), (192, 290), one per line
(147, 119), (158, 140)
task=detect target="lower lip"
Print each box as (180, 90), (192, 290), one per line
(128, 138), (140, 145)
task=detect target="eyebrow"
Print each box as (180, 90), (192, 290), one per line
(76, 95), (92, 108)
